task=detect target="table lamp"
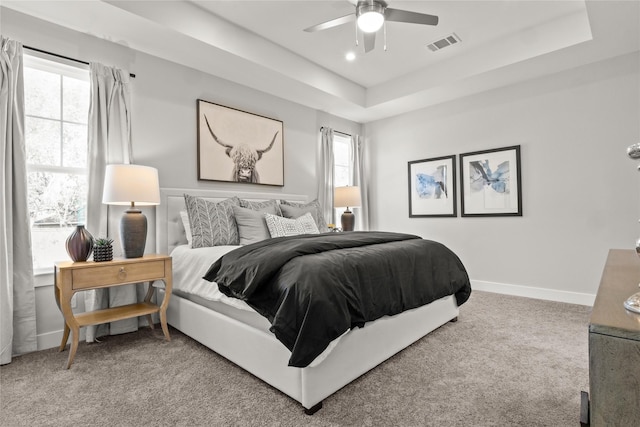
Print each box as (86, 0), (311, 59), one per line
(102, 164), (160, 258)
(334, 186), (361, 232)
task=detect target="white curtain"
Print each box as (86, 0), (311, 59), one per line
(352, 134), (370, 231)
(0, 37), (37, 364)
(84, 62), (138, 341)
(317, 127), (335, 225)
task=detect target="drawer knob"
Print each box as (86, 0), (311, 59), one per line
(118, 267), (127, 279)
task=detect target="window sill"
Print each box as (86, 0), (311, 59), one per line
(34, 270), (54, 288)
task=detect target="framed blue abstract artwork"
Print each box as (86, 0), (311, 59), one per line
(408, 155), (457, 217)
(460, 145), (522, 217)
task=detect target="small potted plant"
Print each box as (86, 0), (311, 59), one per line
(93, 237), (114, 262)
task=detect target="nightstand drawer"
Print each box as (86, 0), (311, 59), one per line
(72, 260), (165, 289)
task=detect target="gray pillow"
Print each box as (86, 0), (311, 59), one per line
(232, 205), (278, 245)
(184, 194), (240, 247)
(239, 198), (282, 216)
(279, 199), (328, 232)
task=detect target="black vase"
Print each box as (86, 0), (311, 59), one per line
(65, 225), (94, 262)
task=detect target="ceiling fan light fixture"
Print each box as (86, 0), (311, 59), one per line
(306, 0), (438, 53)
(357, 3), (385, 33)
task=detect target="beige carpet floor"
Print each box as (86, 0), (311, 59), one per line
(0, 291), (590, 426)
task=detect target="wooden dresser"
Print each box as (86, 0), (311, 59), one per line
(587, 249), (640, 426)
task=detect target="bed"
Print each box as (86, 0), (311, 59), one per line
(156, 188), (470, 414)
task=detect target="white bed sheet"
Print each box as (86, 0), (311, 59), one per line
(171, 245), (254, 312)
(170, 243), (343, 367)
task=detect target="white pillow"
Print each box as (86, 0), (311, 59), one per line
(265, 212), (319, 238)
(179, 211), (192, 247)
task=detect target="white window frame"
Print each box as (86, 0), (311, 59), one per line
(24, 52), (90, 283)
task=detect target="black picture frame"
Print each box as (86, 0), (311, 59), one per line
(197, 99), (284, 186)
(408, 155), (457, 217)
(459, 145), (522, 217)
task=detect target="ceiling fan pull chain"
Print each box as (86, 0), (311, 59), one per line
(355, 20), (359, 46)
(383, 21), (388, 51)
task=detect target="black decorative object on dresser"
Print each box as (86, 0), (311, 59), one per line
(65, 225), (93, 262)
(92, 238), (114, 262)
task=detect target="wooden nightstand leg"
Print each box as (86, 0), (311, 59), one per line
(146, 314), (155, 330)
(144, 281), (156, 330)
(159, 309), (171, 341)
(66, 325), (80, 369)
(144, 281), (155, 302)
(59, 323), (70, 352)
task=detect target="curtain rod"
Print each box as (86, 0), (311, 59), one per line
(24, 45), (136, 78)
(320, 127), (351, 137)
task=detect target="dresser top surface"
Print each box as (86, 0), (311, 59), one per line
(590, 249), (640, 340)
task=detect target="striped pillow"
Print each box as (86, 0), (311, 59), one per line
(184, 194), (240, 247)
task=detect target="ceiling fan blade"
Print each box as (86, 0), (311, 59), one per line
(385, 8), (439, 26)
(304, 14), (356, 32)
(363, 32), (376, 53)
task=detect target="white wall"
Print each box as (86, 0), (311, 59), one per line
(1, 8), (361, 349)
(366, 52), (640, 304)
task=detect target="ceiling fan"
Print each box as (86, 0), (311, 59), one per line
(304, 0), (439, 53)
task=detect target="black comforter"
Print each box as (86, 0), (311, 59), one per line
(203, 231), (471, 367)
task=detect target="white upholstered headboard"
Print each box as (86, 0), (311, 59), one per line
(156, 188), (309, 255)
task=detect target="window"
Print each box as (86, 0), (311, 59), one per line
(24, 54), (90, 275)
(333, 133), (353, 220)
(333, 133), (352, 187)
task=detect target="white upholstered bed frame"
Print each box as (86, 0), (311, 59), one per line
(156, 188), (459, 414)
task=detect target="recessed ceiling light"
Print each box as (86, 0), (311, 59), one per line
(345, 52), (356, 61)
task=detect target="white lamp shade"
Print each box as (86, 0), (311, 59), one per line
(102, 164), (160, 206)
(334, 186), (362, 208)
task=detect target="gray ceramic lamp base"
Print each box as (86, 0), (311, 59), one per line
(341, 210), (355, 232)
(120, 208), (147, 258)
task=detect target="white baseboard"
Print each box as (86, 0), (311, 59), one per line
(472, 280), (595, 306)
(35, 282), (592, 350)
(36, 318), (154, 351)
(37, 328), (86, 351)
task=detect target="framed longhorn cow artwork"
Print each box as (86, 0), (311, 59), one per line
(197, 99), (284, 186)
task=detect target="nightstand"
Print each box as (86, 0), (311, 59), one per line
(54, 254), (173, 369)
